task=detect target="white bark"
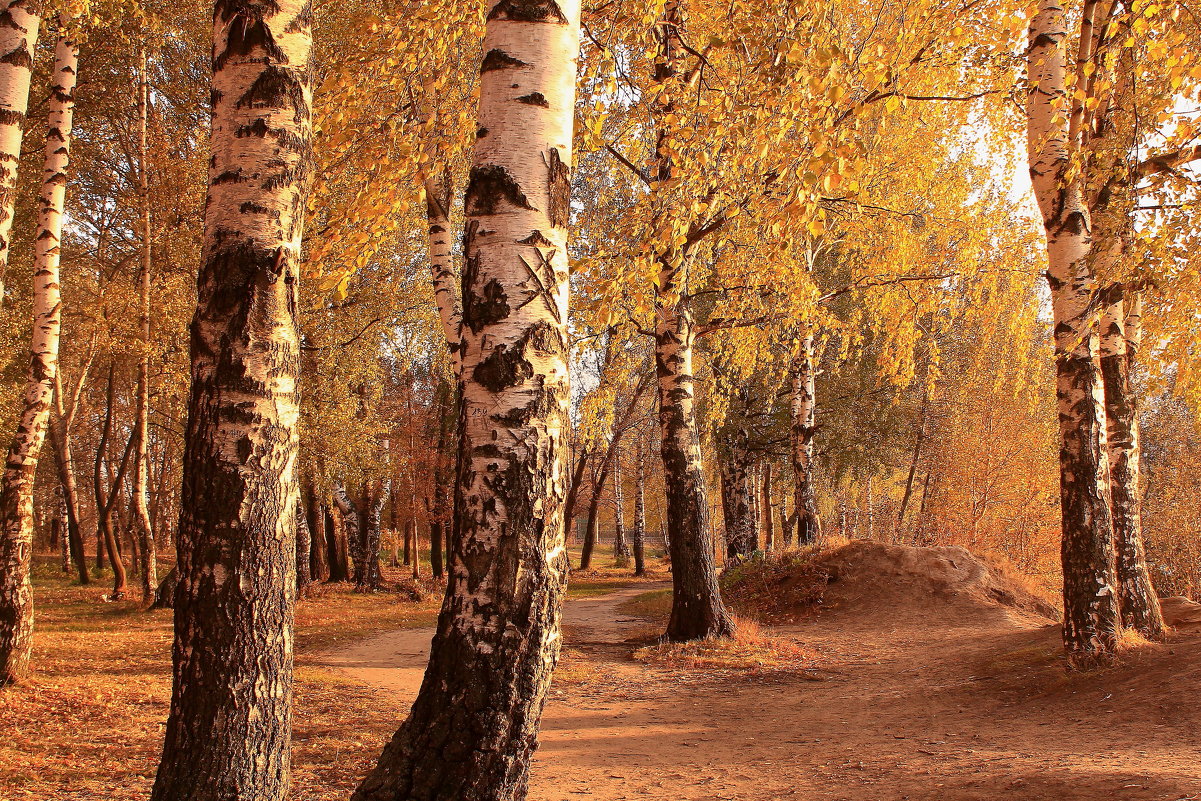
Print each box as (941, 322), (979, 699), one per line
(424, 168), (462, 376)
(0, 0), (38, 303)
(1028, 0), (1120, 663)
(0, 22), (74, 686)
(455, 0), (580, 630)
(133, 44), (156, 602)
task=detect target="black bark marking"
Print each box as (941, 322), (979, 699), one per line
(0, 45), (32, 69)
(0, 108), (23, 126)
(546, 148), (570, 228)
(473, 443), (505, 459)
(263, 162), (309, 191)
(283, 0), (313, 32)
(473, 342), (534, 393)
(519, 230), (553, 247)
(487, 0), (568, 22)
(476, 126), (489, 138)
(466, 278), (511, 333)
(465, 165), (534, 216)
(239, 201), (277, 217)
(516, 92), (549, 107)
(1061, 210), (1088, 236)
(480, 49), (528, 73)
(213, 169), (248, 185)
(235, 66), (309, 123)
(215, 12), (287, 70)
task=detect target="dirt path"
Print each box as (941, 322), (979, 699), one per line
(319, 585), (1201, 801)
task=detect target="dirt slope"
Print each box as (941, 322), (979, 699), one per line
(322, 548), (1201, 801)
(725, 541), (1058, 626)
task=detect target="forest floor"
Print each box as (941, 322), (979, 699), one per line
(3, 550), (1201, 801)
(321, 547), (1201, 801)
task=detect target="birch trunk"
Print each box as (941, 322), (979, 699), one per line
(657, 293), (734, 637)
(307, 490), (329, 583)
(898, 391), (928, 528)
(0, 23), (74, 683)
(719, 428), (756, 562)
(761, 462), (773, 552)
(361, 479), (386, 590)
(334, 482), (363, 584)
(652, 0), (734, 643)
(354, 2), (579, 796)
(613, 447), (628, 564)
(327, 503), (348, 582)
(132, 44), (157, 603)
(1027, 0), (1120, 665)
(429, 378), (454, 580)
(150, 1), (310, 797)
(632, 433), (646, 576)
(1086, 44), (1165, 640)
(295, 492), (311, 593)
(425, 166), (462, 376)
(1100, 289), (1164, 637)
(579, 458), (610, 571)
(0, 0), (38, 304)
(49, 373), (90, 586)
(790, 332), (820, 545)
(94, 365), (131, 600)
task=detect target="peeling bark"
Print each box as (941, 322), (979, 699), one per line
(353, 1), (580, 796)
(150, 1), (311, 797)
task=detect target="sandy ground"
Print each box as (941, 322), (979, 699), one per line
(316, 585), (1201, 801)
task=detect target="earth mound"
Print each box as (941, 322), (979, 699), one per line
(1161, 595), (1201, 630)
(725, 540), (1059, 625)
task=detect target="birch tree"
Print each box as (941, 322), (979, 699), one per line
(790, 329), (820, 546)
(132, 44), (156, 602)
(1026, 0), (1120, 665)
(149, 0), (311, 797)
(0, 0), (38, 305)
(354, 0), (581, 797)
(0, 18), (76, 686)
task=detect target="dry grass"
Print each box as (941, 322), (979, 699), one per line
(720, 545), (833, 623)
(977, 550), (1062, 612)
(633, 616), (815, 675)
(0, 557), (441, 801)
(616, 587), (673, 620)
(565, 548), (670, 599)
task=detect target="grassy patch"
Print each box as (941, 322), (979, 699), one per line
(617, 587), (673, 621)
(633, 617), (815, 675)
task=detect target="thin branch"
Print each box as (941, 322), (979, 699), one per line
(604, 144), (651, 186)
